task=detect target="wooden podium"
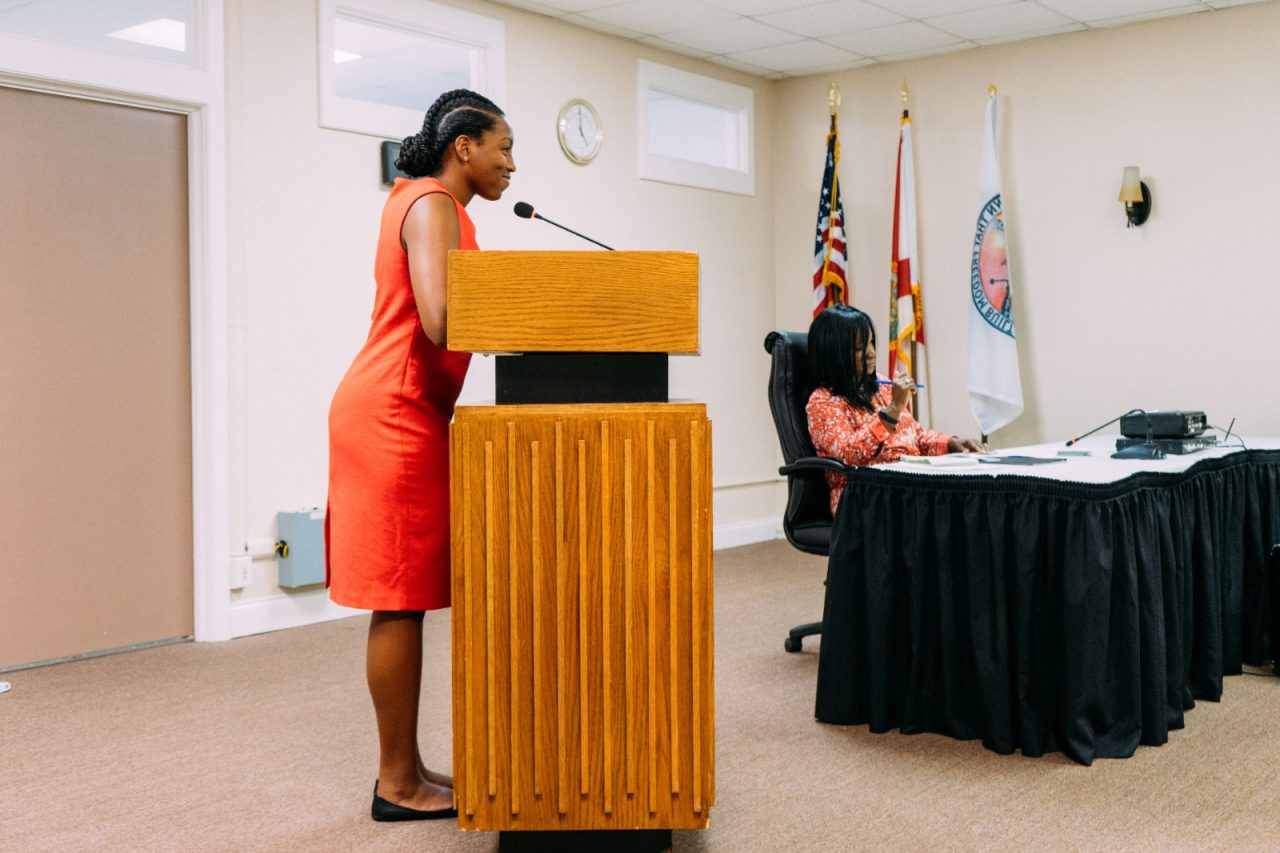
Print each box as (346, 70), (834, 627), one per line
(447, 252), (714, 839)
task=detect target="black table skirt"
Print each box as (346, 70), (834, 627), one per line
(815, 450), (1280, 765)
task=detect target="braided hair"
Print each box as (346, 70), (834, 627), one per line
(396, 89), (505, 178)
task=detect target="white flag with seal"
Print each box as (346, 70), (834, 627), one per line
(967, 93), (1023, 435)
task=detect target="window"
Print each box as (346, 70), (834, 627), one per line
(318, 0), (504, 140)
(0, 0), (198, 67)
(637, 60), (753, 196)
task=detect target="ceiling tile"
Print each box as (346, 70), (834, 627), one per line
(877, 41), (979, 61)
(484, 0), (572, 15)
(726, 38), (866, 71)
(1034, 0), (1201, 22)
(702, 0), (816, 13)
(821, 19), (964, 56)
(578, 0), (738, 35)
(660, 17), (804, 53)
(705, 54), (779, 76)
(637, 34), (713, 56)
(559, 12), (644, 38)
(867, 0), (1021, 16)
(974, 21), (1086, 43)
(510, 0), (624, 13)
(1088, 4), (1210, 27)
(928, 1), (1074, 40)
(1204, 0), (1265, 6)
(757, 0), (906, 38)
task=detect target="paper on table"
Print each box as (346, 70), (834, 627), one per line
(898, 454), (984, 467)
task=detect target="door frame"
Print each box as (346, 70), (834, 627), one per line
(0, 1), (232, 641)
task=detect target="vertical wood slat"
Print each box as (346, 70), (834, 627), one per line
(555, 423), (568, 815)
(690, 421), (703, 814)
(485, 441), (497, 799)
(623, 437), (635, 799)
(507, 423), (520, 816)
(531, 440), (542, 798)
(577, 439), (589, 796)
(704, 420), (716, 806)
(668, 437), (680, 795)
(600, 421), (613, 815)
(645, 421), (657, 815)
(462, 424), (476, 817)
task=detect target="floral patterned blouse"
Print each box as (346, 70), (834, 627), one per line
(806, 382), (953, 516)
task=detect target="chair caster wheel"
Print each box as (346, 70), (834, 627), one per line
(784, 636), (802, 653)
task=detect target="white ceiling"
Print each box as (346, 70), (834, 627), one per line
(488, 0), (1269, 78)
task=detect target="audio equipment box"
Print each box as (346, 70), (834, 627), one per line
(1120, 410), (1206, 439)
(1114, 436), (1217, 455)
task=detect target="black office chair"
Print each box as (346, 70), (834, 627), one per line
(764, 330), (850, 652)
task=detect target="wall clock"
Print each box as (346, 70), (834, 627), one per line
(557, 99), (603, 164)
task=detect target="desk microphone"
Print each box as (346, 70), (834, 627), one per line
(513, 201), (615, 250)
(1065, 408), (1166, 460)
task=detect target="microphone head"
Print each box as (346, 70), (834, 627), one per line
(513, 201), (534, 219)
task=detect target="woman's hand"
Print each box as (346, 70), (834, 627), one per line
(886, 371), (914, 418)
(948, 436), (987, 454)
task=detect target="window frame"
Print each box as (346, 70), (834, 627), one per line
(636, 59), (754, 196)
(317, 0), (505, 140)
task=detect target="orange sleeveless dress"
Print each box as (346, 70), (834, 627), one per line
(325, 177), (474, 611)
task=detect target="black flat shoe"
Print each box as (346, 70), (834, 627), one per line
(371, 781), (459, 822)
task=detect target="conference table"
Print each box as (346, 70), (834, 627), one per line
(815, 435), (1280, 765)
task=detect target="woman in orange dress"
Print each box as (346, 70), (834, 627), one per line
(326, 89), (515, 821)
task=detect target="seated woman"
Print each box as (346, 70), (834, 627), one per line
(806, 305), (985, 515)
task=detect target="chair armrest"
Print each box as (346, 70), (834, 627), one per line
(780, 456), (850, 477)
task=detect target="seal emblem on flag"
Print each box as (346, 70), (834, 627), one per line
(970, 193), (1013, 337)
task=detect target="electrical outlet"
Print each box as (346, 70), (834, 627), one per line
(229, 554), (252, 590)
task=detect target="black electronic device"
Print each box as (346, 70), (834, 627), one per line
(1120, 410), (1206, 439)
(1114, 436), (1216, 455)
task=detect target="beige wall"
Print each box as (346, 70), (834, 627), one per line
(774, 2), (1280, 448)
(224, 0), (781, 604)
(226, 0), (1280, 613)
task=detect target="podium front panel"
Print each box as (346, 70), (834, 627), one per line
(450, 403), (714, 831)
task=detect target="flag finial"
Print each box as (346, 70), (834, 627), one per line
(901, 81), (910, 118)
(827, 83), (842, 116)
(988, 83), (997, 98)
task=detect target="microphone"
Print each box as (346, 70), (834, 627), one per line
(1065, 409), (1166, 459)
(513, 201), (615, 250)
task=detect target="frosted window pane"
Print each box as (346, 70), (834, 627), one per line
(334, 15), (473, 113)
(0, 0), (195, 66)
(646, 91), (740, 171)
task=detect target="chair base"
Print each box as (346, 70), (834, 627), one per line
(784, 621), (821, 653)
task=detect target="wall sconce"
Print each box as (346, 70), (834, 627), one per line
(1119, 166), (1151, 227)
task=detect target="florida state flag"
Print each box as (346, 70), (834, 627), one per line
(887, 113), (924, 378)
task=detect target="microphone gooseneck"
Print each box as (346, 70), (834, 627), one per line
(511, 201), (615, 251)
(1064, 409), (1140, 446)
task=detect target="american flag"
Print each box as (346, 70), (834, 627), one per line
(812, 116), (848, 318)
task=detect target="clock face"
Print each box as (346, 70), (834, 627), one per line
(557, 99), (603, 164)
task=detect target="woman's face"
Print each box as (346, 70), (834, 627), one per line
(853, 334), (876, 382)
(851, 332), (880, 398)
(464, 118), (516, 201)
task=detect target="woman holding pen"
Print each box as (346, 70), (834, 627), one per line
(806, 305), (985, 515)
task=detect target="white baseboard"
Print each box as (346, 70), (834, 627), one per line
(224, 517), (783, 640)
(713, 517), (782, 551)
(229, 589), (364, 639)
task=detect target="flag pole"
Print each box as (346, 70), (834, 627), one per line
(821, 83), (842, 308)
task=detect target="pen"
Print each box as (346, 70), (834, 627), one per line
(878, 379), (926, 389)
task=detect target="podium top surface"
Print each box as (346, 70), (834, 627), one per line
(446, 250), (698, 354)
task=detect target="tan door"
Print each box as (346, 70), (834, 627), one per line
(0, 86), (192, 668)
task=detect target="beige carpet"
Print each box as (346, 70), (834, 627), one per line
(2, 540), (1279, 852)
